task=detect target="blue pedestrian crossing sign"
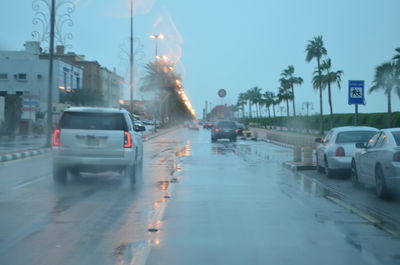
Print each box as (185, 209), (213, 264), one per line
(348, 80), (365, 105)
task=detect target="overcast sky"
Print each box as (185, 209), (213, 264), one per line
(1, 0), (400, 117)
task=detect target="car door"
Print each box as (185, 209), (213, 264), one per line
(359, 132), (381, 185)
(317, 130), (333, 167)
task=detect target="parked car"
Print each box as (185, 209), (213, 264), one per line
(351, 128), (400, 198)
(52, 107), (145, 186)
(211, 121), (238, 142)
(188, 121), (200, 130)
(183, 120), (191, 128)
(315, 126), (378, 178)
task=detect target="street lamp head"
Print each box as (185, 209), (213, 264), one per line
(150, 34), (165, 39)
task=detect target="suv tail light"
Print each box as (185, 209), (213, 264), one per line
(124, 131), (132, 148)
(53, 129), (61, 146)
(214, 128), (220, 132)
(393, 152), (400, 162)
(335, 147), (345, 157)
(235, 129), (239, 133)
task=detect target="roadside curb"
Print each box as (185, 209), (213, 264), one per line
(282, 164), (400, 238)
(0, 148), (50, 163)
(282, 161), (316, 171)
(144, 126), (181, 142)
(259, 138), (294, 149)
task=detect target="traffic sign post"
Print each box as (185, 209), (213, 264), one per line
(348, 80), (365, 126)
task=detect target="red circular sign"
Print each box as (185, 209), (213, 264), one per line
(218, 89), (227, 98)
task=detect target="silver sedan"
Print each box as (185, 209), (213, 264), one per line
(315, 126), (378, 178)
(351, 128), (400, 199)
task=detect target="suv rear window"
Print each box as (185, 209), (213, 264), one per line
(335, 131), (376, 144)
(217, 121), (236, 128)
(391, 131), (400, 146)
(60, 112), (127, 131)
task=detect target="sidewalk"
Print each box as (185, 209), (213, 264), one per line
(0, 135), (46, 155)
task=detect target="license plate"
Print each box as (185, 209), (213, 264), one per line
(86, 138), (100, 146)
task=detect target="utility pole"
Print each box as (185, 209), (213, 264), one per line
(129, 0), (134, 114)
(46, 0), (56, 147)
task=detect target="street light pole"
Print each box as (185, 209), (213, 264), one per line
(129, 0), (134, 114)
(46, 0), (56, 147)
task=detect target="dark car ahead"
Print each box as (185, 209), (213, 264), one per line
(203, 121), (214, 129)
(235, 122), (245, 136)
(211, 121), (238, 142)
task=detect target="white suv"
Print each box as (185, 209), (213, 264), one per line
(52, 107), (145, 185)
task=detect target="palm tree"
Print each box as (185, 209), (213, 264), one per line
(370, 61), (399, 127)
(263, 91), (274, 119)
(393, 48), (400, 100)
(236, 93), (247, 118)
(271, 93), (279, 118)
(305, 35), (327, 134)
(280, 65), (303, 117)
(277, 85), (292, 118)
(278, 79), (292, 118)
(319, 59), (343, 128)
(248, 86), (262, 118)
(243, 90), (252, 118)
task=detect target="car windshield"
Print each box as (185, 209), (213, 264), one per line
(2, 1), (400, 265)
(391, 131), (400, 146)
(217, 121), (236, 128)
(335, 131), (377, 144)
(60, 112), (126, 130)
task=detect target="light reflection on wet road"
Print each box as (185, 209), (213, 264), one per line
(0, 128), (399, 265)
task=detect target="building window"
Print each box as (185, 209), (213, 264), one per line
(76, 77), (80, 89)
(0, 73), (8, 80)
(17, 73), (27, 81)
(64, 72), (67, 90)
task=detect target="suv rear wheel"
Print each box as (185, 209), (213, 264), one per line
(53, 165), (67, 184)
(126, 165), (136, 186)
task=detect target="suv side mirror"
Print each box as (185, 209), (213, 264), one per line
(315, 137), (322, 143)
(135, 125), (146, 132)
(355, 142), (366, 149)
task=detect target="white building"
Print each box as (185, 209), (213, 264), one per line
(0, 41), (83, 121)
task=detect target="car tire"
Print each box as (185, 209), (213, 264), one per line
(127, 165), (136, 186)
(211, 137), (216, 143)
(53, 165), (67, 184)
(324, 159), (334, 178)
(351, 160), (360, 188)
(316, 156), (324, 173)
(70, 169), (81, 182)
(375, 166), (390, 199)
(231, 137), (237, 142)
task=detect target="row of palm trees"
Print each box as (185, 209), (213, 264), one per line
(370, 48), (400, 127)
(236, 36), (344, 132)
(237, 35), (400, 131)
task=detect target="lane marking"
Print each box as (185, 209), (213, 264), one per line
(325, 195), (400, 238)
(12, 174), (49, 190)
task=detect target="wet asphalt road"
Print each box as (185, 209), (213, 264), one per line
(0, 127), (400, 265)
